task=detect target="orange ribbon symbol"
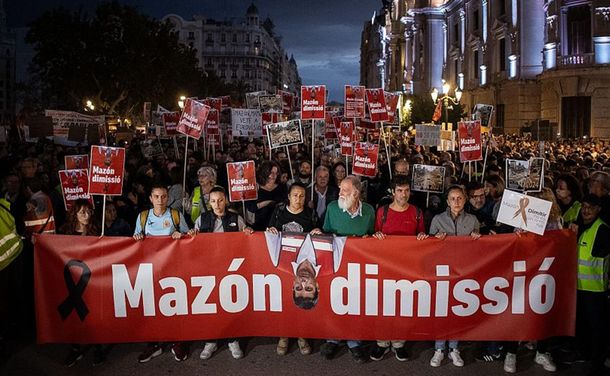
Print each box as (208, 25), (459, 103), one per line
(512, 197), (530, 226)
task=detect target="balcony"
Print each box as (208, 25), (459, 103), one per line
(558, 53), (594, 68)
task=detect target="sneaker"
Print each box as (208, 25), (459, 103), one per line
(297, 338), (311, 355)
(199, 342), (217, 360)
(320, 342), (339, 360)
(369, 345), (389, 361)
(504, 352), (517, 373)
(349, 346), (367, 364)
(393, 346), (409, 362)
(92, 347), (107, 367)
(64, 347), (84, 367)
(228, 340), (243, 359)
(276, 337), (289, 355)
(430, 349), (444, 367)
(476, 349), (502, 362)
(138, 344), (163, 363)
(535, 351), (557, 372)
(171, 342), (188, 362)
(449, 349), (464, 367)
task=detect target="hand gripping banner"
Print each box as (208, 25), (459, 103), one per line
(35, 231), (576, 344)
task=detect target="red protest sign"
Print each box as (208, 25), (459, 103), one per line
(458, 120), (483, 162)
(162, 112), (180, 136)
(278, 90), (294, 115)
(203, 98), (222, 113)
(261, 112), (279, 136)
(384, 92), (399, 123)
(64, 154), (89, 170)
(207, 133), (221, 147)
(339, 121), (355, 156)
(205, 109), (220, 135)
(358, 118), (376, 130)
(352, 142), (379, 177)
(58, 169), (92, 210)
(227, 161), (258, 202)
(344, 85), (365, 118)
(88, 146), (126, 196)
(301, 85), (326, 120)
(366, 88), (389, 122)
(177, 98), (211, 139)
(221, 96), (231, 110)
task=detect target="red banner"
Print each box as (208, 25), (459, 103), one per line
(58, 169), (92, 210)
(65, 155), (89, 170)
(88, 146), (126, 196)
(344, 85), (365, 118)
(162, 112), (180, 136)
(177, 98), (210, 139)
(227, 161), (257, 202)
(458, 120), (483, 162)
(35, 231), (576, 344)
(301, 85), (326, 120)
(339, 121), (355, 156)
(366, 88), (389, 122)
(352, 142), (379, 177)
(277, 90), (293, 115)
(385, 92), (399, 124)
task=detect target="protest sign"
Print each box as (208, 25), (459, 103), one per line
(339, 121), (355, 156)
(258, 95), (283, 113)
(415, 124), (441, 147)
(473, 104), (494, 128)
(44, 110), (106, 146)
(176, 98), (210, 139)
(277, 90), (294, 115)
(58, 169), (92, 210)
(496, 190), (552, 235)
(344, 85), (365, 118)
(231, 109), (263, 137)
(301, 85), (326, 120)
(506, 158), (544, 192)
(266, 120), (304, 149)
(261, 112), (279, 136)
(205, 109), (220, 135)
(365, 88), (389, 122)
(162, 112), (180, 136)
(439, 130), (456, 152)
(64, 155), (89, 170)
(88, 146), (126, 196)
(352, 142), (379, 177)
(458, 120), (483, 162)
(227, 161), (258, 202)
(246, 91), (266, 109)
(412, 164), (446, 193)
(202, 98), (222, 113)
(384, 92), (399, 124)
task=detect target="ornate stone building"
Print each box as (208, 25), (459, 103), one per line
(164, 4), (301, 95)
(364, 0), (610, 137)
(0, 0), (16, 125)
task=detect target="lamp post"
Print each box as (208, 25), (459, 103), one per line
(178, 95), (186, 110)
(84, 99), (95, 112)
(431, 80), (462, 125)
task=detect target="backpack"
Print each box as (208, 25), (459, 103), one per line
(381, 204), (421, 233)
(140, 208), (181, 234)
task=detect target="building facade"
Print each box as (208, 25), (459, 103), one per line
(364, 0), (610, 137)
(164, 4), (301, 96)
(0, 0), (16, 125)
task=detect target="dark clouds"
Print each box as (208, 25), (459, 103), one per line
(7, 0), (382, 101)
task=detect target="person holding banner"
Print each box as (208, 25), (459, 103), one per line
(133, 183), (189, 363)
(429, 185), (480, 368)
(188, 186), (252, 361)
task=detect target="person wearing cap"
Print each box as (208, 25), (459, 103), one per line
(189, 166), (217, 225)
(568, 194), (610, 376)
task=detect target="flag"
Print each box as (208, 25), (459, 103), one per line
(432, 100), (442, 122)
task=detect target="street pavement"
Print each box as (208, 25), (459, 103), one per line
(0, 337), (596, 376)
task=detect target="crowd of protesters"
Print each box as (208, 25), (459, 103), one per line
(0, 131), (609, 375)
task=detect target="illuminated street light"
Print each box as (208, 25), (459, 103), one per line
(431, 81), (461, 125)
(84, 99), (95, 111)
(178, 95), (186, 110)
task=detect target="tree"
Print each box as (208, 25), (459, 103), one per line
(25, 1), (228, 122)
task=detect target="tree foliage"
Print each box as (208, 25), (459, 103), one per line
(26, 1), (229, 121)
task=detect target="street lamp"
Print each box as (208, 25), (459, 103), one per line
(84, 99), (95, 111)
(431, 80), (462, 125)
(178, 95), (186, 110)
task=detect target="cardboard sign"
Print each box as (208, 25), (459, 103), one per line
(227, 161), (258, 202)
(506, 158), (545, 192)
(352, 142), (379, 177)
(339, 121), (355, 156)
(344, 85), (366, 118)
(415, 124), (441, 147)
(439, 130), (456, 152)
(365, 88), (389, 122)
(64, 154), (89, 170)
(458, 120), (483, 162)
(177, 98), (210, 139)
(277, 90), (294, 115)
(231, 109), (263, 137)
(88, 146), (126, 196)
(259, 95), (283, 113)
(412, 164), (446, 193)
(384, 92), (399, 124)
(205, 109), (220, 135)
(473, 104), (494, 129)
(58, 169), (92, 210)
(496, 190), (552, 235)
(266, 120), (303, 149)
(301, 85), (326, 120)
(246, 91), (266, 109)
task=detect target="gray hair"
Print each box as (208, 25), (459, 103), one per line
(197, 166), (217, 182)
(590, 171), (610, 193)
(314, 165), (330, 177)
(343, 175), (362, 195)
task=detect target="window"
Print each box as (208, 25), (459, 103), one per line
(498, 0), (506, 16)
(231, 70), (237, 78)
(207, 33), (213, 41)
(188, 31), (195, 40)
(246, 34), (250, 43)
(220, 70), (226, 78)
(454, 59), (459, 82)
(473, 9), (479, 31)
(567, 5), (591, 55)
(453, 22), (458, 43)
(221, 33), (226, 43)
(232, 34), (237, 43)
(499, 38), (506, 72)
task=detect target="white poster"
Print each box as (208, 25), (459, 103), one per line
(231, 109), (263, 137)
(496, 190), (552, 235)
(415, 124), (441, 147)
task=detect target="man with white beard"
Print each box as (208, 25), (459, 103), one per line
(319, 175), (374, 363)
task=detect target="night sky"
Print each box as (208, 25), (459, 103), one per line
(7, 0), (383, 102)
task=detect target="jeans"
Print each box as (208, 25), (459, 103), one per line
(435, 340), (458, 350)
(327, 339), (361, 349)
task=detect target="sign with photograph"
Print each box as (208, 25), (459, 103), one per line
(58, 169), (92, 210)
(246, 91), (266, 109)
(458, 120), (483, 162)
(415, 124), (441, 147)
(88, 146), (126, 196)
(365, 88), (389, 122)
(384, 92), (399, 124)
(352, 142), (379, 177)
(227, 161), (258, 202)
(176, 98), (210, 139)
(301, 85), (326, 120)
(258, 95), (283, 113)
(339, 121), (355, 156)
(496, 190), (552, 235)
(231, 108), (263, 137)
(64, 154), (89, 170)
(473, 104), (494, 129)
(266, 120), (304, 149)
(439, 130), (456, 152)
(277, 90), (294, 115)
(506, 158), (544, 192)
(411, 164), (446, 193)
(261, 112), (279, 136)
(344, 85), (365, 118)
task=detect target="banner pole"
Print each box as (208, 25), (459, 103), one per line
(101, 195), (107, 237)
(480, 137), (490, 184)
(212, 140), (216, 163)
(182, 135), (189, 216)
(311, 119), (315, 198)
(468, 161), (472, 182)
(242, 199), (246, 223)
(286, 146), (294, 180)
(381, 122), (392, 180)
(426, 191), (430, 209)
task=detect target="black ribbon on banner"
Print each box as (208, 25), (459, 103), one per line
(57, 259), (91, 321)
